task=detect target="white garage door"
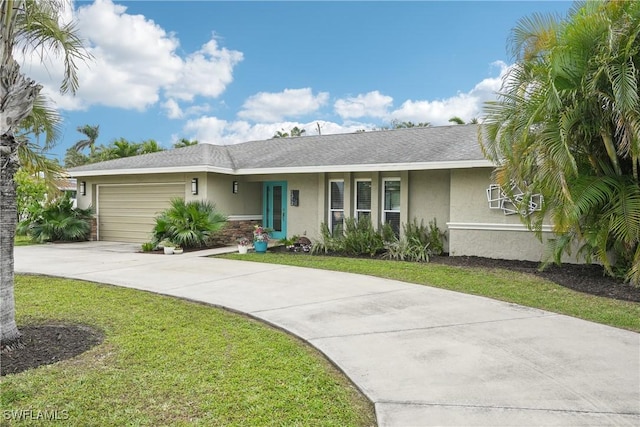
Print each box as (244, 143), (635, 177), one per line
(97, 183), (184, 243)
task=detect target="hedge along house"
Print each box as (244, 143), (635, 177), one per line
(69, 124), (558, 262)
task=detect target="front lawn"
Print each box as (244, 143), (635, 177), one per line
(0, 275), (375, 426)
(220, 253), (640, 332)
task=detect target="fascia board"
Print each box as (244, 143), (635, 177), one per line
(236, 160), (494, 175)
(69, 165), (235, 177)
(69, 159), (494, 177)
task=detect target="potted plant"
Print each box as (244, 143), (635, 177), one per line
(252, 225), (271, 253)
(237, 237), (251, 254)
(160, 239), (175, 255)
(173, 245), (184, 255)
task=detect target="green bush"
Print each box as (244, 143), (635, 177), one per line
(312, 216), (446, 262)
(151, 198), (227, 249)
(141, 242), (154, 252)
(18, 196), (92, 243)
(311, 223), (343, 255)
(312, 217), (384, 257)
(342, 217), (384, 256)
(426, 218), (447, 255)
(382, 218), (447, 262)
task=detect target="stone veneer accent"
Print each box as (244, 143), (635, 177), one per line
(209, 219), (262, 246)
(90, 217), (97, 241)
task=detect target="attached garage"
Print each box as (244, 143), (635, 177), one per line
(97, 183), (185, 243)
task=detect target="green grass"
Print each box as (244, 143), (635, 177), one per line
(13, 235), (35, 246)
(220, 253), (640, 332)
(1, 275), (375, 426)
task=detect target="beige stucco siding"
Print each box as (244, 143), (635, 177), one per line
(448, 168), (556, 261)
(407, 170), (451, 252)
(205, 173), (262, 217)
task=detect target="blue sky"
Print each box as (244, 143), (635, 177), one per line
(23, 0), (574, 161)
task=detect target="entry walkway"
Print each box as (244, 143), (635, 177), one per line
(14, 242), (640, 426)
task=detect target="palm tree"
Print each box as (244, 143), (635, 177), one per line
(290, 126), (306, 137)
(72, 124), (99, 157)
(480, 0), (640, 284)
(448, 116), (465, 125)
(272, 129), (289, 139)
(173, 138), (198, 148)
(139, 139), (164, 154)
(1, 0), (89, 349)
(390, 120), (431, 129)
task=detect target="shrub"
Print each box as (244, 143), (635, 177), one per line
(141, 242), (154, 252)
(152, 198), (227, 249)
(382, 218), (446, 262)
(311, 223), (343, 255)
(342, 217), (384, 256)
(18, 196), (92, 243)
(426, 218), (447, 256)
(312, 218), (384, 257)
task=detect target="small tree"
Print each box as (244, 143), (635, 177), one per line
(15, 169), (47, 223)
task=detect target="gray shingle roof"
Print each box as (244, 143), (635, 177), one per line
(69, 124), (490, 175)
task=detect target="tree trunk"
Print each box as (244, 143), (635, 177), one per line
(0, 58), (42, 349)
(0, 133), (21, 349)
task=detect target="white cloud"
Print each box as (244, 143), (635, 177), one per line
(238, 88), (329, 122)
(24, 0), (241, 112)
(334, 90), (393, 119)
(183, 117), (373, 145)
(163, 99), (183, 119)
(166, 38), (243, 102)
(390, 61), (508, 125)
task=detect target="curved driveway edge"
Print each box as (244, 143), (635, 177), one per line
(14, 242), (640, 426)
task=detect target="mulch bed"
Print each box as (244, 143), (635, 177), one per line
(1, 324), (103, 376)
(429, 255), (640, 303)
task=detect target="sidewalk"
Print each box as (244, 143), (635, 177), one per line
(14, 242), (640, 426)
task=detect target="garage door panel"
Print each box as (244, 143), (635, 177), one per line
(98, 183), (184, 243)
(100, 205), (166, 216)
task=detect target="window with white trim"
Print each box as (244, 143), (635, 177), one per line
(355, 179), (372, 221)
(382, 178), (401, 235)
(329, 180), (344, 236)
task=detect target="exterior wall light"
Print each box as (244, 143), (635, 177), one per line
(191, 178), (198, 195)
(232, 180), (239, 194)
(80, 181), (86, 196)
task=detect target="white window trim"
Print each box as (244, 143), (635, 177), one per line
(381, 177), (401, 227)
(354, 179), (372, 220)
(328, 179), (345, 234)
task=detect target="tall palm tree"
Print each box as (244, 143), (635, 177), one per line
(72, 124), (99, 157)
(480, 0), (640, 284)
(1, 0), (89, 349)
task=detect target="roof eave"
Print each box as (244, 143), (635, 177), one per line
(68, 159), (494, 178)
(68, 165), (235, 177)
(236, 160), (494, 175)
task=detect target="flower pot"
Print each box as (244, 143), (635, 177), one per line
(163, 246), (175, 255)
(253, 241), (268, 253)
(173, 248), (184, 254)
(238, 245), (248, 254)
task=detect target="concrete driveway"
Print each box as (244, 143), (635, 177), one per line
(14, 242), (640, 426)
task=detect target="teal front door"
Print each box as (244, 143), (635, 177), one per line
(263, 181), (287, 240)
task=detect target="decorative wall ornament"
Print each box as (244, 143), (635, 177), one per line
(486, 181), (543, 216)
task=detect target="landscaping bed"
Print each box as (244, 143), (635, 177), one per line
(429, 255), (640, 303)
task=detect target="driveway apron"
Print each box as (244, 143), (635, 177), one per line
(14, 242), (640, 426)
